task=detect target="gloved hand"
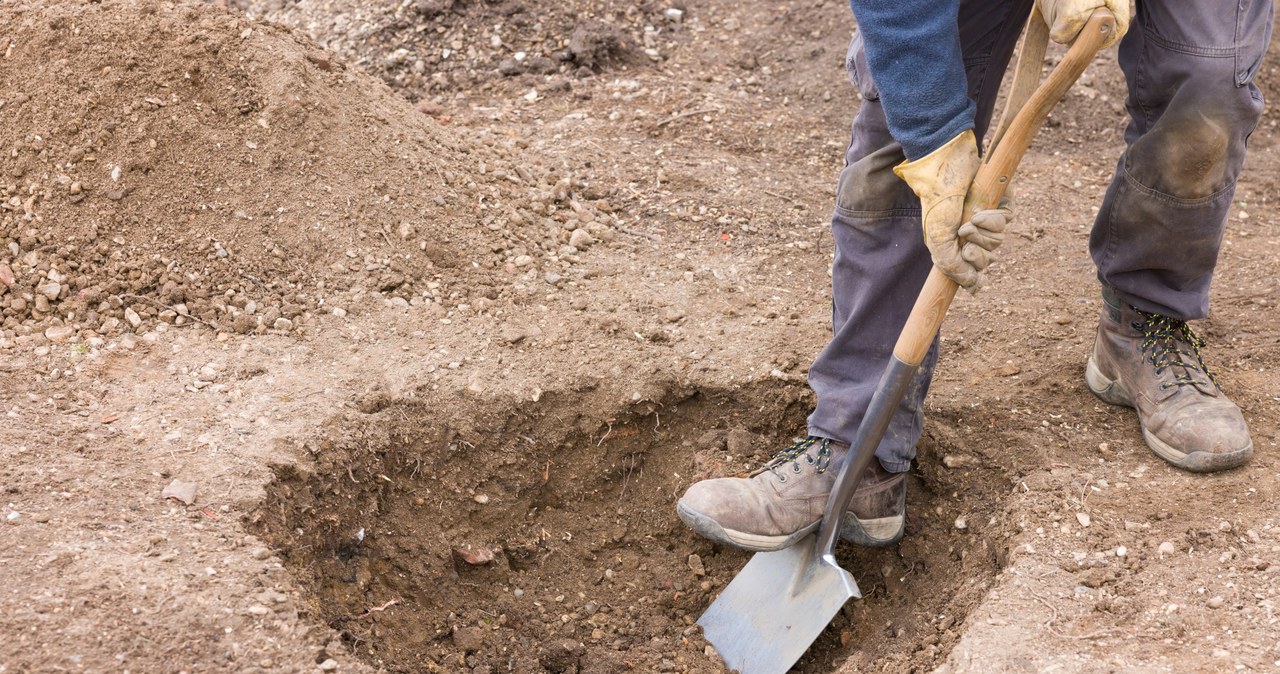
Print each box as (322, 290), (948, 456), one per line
(1036, 0), (1129, 48)
(894, 129), (1012, 291)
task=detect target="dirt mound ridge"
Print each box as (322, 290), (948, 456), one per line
(235, 0), (678, 101)
(0, 0), (617, 344)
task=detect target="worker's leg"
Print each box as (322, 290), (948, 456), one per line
(676, 0), (1034, 553)
(1086, 0), (1272, 471)
(807, 0), (1035, 471)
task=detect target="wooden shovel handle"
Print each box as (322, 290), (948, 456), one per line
(892, 8), (1117, 366)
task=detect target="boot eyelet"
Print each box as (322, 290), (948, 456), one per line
(804, 455), (815, 465)
(777, 475), (787, 483)
(792, 463), (802, 474)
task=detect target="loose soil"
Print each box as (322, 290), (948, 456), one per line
(3, 1), (1280, 673)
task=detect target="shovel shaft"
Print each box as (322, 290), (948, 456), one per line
(815, 9), (1117, 557)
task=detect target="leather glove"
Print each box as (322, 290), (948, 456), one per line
(1036, 0), (1129, 48)
(893, 129), (1012, 291)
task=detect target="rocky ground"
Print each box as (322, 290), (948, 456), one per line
(2, 1), (1280, 673)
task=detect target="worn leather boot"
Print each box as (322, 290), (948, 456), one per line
(676, 436), (906, 552)
(1085, 287), (1252, 472)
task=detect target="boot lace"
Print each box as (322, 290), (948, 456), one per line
(1133, 310), (1218, 390)
(761, 436), (833, 483)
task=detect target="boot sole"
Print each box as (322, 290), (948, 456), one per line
(676, 501), (818, 552)
(1085, 358), (1253, 473)
(676, 502), (903, 552)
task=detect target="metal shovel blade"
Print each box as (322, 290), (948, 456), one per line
(698, 535), (861, 674)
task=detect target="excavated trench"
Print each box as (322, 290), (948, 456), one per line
(251, 380), (1021, 673)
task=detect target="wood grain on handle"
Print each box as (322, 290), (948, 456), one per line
(892, 9), (1116, 366)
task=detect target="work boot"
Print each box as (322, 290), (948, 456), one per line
(1085, 288), (1252, 472)
(676, 436), (906, 552)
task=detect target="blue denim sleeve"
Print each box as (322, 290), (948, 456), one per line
(848, 0), (974, 160)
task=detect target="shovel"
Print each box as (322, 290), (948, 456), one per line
(698, 9), (1117, 674)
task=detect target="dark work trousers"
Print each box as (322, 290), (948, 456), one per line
(807, 0), (1273, 473)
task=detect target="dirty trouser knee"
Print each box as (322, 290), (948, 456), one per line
(1092, 0), (1272, 320)
(807, 0), (1033, 472)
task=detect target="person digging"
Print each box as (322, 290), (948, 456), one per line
(678, 0), (1270, 552)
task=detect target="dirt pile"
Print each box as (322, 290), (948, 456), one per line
(235, 0), (684, 101)
(0, 0), (619, 344)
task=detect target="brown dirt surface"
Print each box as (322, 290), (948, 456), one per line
(3, 1), (1280, 673)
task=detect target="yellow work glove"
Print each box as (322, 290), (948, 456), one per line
(1036, 0), (1129, 48)
(894, 130), (1012, 291)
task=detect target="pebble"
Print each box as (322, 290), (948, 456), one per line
(569, 229), (595, 249)
(246, 604), (272, 616)
(331, 306), (347, 318)
(273, 317), (294, 330)
(1158, 541), (1176, 556)
(1076, 512), (1092, 527)
(513, 255), (533, 268)
(38, 282), (61, 301)
(44, 325), (75, 342)
(687, 553), (706, 576)
(124, 307), (142, 329)
(1207, 596), (1225, 609)
(474, 494), (490, 504)
(954, 516), (968, 530)
(318, 659), (339, 672)
(942, 454), (978, 469)
(6, 511), (20, 522)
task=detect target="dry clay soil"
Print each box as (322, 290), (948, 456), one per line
(3, 1), (1280, 673)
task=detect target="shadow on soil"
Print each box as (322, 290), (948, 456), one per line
(250, 381), (1020, 673)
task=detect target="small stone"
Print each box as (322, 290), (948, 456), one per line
(568, 229), (595, 249)
(1211, 648), (1230, 659)
(1207, 596), (1224, 609)
(161, 479), (198, 505)
(250, 547), (272, 560)
(318, 659), (339, 671)
(331, 307), (347, 318)
(44, 325), (75, 343)
(498, 58), (523, 76)
(452, 545), (495, 566)
(1116, 546), (1127, 557)
(662, 307), (685, 323)
(513, 255), (533, 268)
(6, 511), (19, 522)
(38, 283), (61, 301)
(942, 454), (978, 469)
(247, 604), (272, 616)
(544, 272), (563, 286)
(124, 307), (143, 329)
(1076, 512), (1092, 527)
(1158, 541), (1176, 556)
(954, 516), (968, 530)
(474, 494), (490, 504)
(687, 553), (706, 576)
(272, 317), (293, 331)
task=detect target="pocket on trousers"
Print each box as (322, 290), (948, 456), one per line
(845, 30), (879, 101)
(1235, 0), (1274, 86)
